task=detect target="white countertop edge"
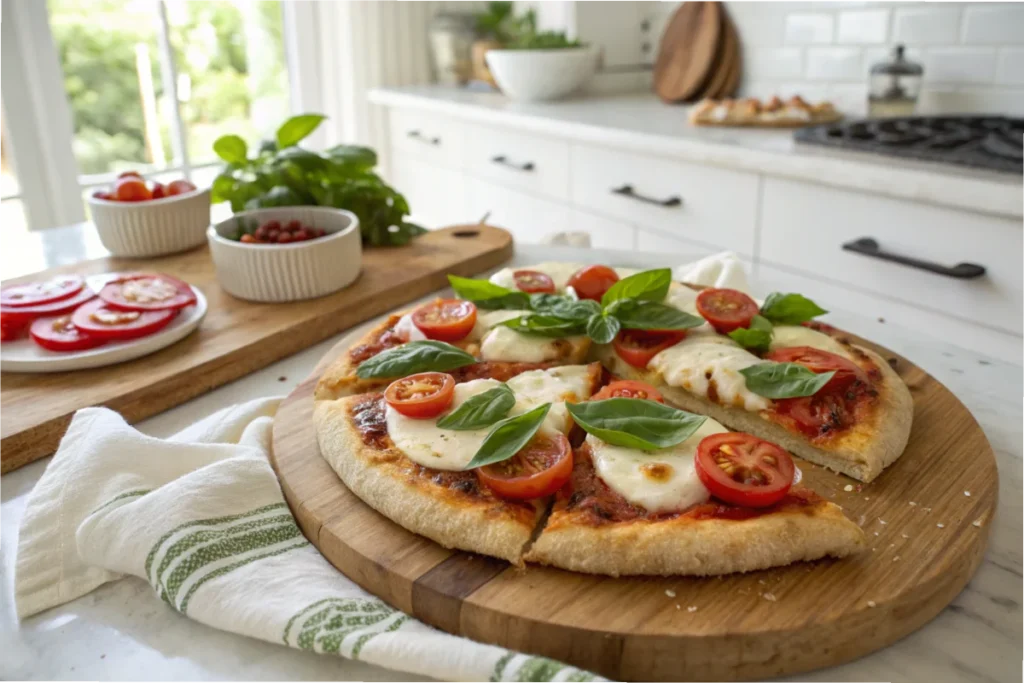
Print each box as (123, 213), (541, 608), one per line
(369, 87), (1023, 220)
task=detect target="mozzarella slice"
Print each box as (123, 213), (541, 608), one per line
(505, 365), (594, 435)
(469, 309), (525, 341)
(393, 312), (428, 342)
(468, 308), (584, 363)
(770, 325), (853, 358)
(589, 418), (729, 513)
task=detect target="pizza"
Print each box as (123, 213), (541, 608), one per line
(690, 95), (841, 128)
(313, 262), (914, 576)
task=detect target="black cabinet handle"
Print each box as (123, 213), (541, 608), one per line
(406, 130), (440, 145)
(611, 184), (682, 207)
(842, 237), (986, 279)
(491, 155), (534, 172)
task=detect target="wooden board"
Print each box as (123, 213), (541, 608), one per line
(269, 317), (998, 681)
(1, 225), (512, 474)
(707, 12), (741, 100)
(653, 1), (723, 103)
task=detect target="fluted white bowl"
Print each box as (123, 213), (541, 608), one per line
(208, 207), (362, 302)
(486, 47), (598, 102)
(88, 187), (212, 257)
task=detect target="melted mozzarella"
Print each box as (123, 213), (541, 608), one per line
(469, 309), (583, 363)
(469, 309), (525, 341)
(393, 312), (427, 342)
(505, 365), (594, 434)
(589, 418), (728, 513)
(770, 325), (852, 358)
(649, 330), (771, 411)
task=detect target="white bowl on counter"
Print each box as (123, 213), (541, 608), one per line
(88, 187), (212, 258)
(485, 46), (598, 102)
(207, 206), (362, 302)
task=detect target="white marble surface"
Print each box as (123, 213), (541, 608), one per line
(369, 85), (1023, 219)
(1, 231), (1021, 682)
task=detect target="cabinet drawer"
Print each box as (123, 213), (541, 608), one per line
(464, 123), (570, 201)
(760, 177), (1023, 335)
(388, 108), (462, 168)
(568, 208), (636, 250)
(390, 156), (467, 229)
(570, 144), (758, 255)
(464, 177), (570, 245)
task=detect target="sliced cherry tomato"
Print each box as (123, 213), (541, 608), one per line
(612, 329), (688, 368)
(0, 287), (97, 325)
(513, 269), (555, 294)
(29, 315), (106, 352)
(114, 176), (153, 202)
(772, 393), (845, 437)
(567, 265), (619, 301)
(99, 274), (196, 312)
(1, 275), (84, 308)
(695, 432), (795, 508)
(476, 433), (572, 500)
(696, 288), (760, 334)
(384, 372), (455, 419)
(765, 346), (866, 393)
(70, 298), (176, 340)
(593, 379), (664, 403)
(166, 179), (197, 196)
(411, 299), (477, 342)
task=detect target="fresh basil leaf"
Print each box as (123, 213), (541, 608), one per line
(447, 275), (530, 310)
(499, 314), (585, 337)
(586, 313), (621, 344)
(740, 362), (836, 399)
(212, 135), (248, 165)
(566, 399), (708, 450)
(760, 292), (828, 325)
(465, 403), (552, 469)
(276, 114), (327, 148)
(728, 314), (774, 353)
(356, 341), (476, 379)
(530, 294), (600, 321)
(613, 300), (705, 331)
(436, 383), (515, 430)
(601, 268), (672, 308)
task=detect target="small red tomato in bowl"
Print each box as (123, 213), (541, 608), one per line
(114, 176), (153, 202)
(166, 179), (197, 196)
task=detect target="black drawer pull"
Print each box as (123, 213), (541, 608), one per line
(611, 184), (681, 207)
(491, 155), (534, 172)
(407, 130), (440, 145)
(842, 237), (986, 279)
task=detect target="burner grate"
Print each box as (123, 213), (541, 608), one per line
(795, 116), (1023, 174)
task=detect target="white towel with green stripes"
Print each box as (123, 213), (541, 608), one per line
(14, 398), (601, 682)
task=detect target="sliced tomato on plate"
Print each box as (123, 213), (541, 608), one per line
(612, 329), (688, 368)
(29, 315), (106, 352)
(1, 275), (84, 308)
(99, 274), (196, 312)
(695, 432), (795, 508)
(765, 346), (866, 393)
(476, 432), (572, 500)
(593, 379), (664, 403)
(512, 269), (555, 294)
(566, 265), (619, 301)
(411, 299), (477, 342)
(384, 372), (456, 419)
(70, 298), (177, 341)
(0, 287), (97, 325)
(695, 288), (760, 334)
(1, 312), (28, 342)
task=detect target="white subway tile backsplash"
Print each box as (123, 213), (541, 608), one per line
(892, 7), (960, 45)
(962, 4), (1024, 45)
(746, 48), (804, 81)
(806, 47), (863, 81)
(923, 47), (997, 85)
(995, 48), (1024, 87)
(827, 83), (869, 115)
(784, 13), (834, 45)
(837, 9), (890, 44)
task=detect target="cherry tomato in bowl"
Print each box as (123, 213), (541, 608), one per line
(567, 265), (619, 301)
(70, 298), (177, 341)
(476, 433), (572, 500)
(29, 315), (106, 352)
(1, 275), (84, 308)
(99, 274), (196, 312)
(593, 379), (665, 403)
(694, 432), (795, 508)
(114, 176), (153, 202)
(612, 329), (688, 368)
(384, 372), (456, 419)
(166, 179), (197, 196)
(695, 288), (760, 334)
(513, 270), (555, 294)
(411, 299), (477, 342)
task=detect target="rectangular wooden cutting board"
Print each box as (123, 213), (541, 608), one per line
(0, 224), (513, 474)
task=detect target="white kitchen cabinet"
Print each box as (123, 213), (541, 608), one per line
(463, 177), (571, 244)
(389, 156), (466, 229)
(463, 123), (570, 201)
(387, 108), (463, 169)
(567, 208), (636, 250)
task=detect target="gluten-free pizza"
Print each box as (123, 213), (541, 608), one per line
(313, 262), (913, 576)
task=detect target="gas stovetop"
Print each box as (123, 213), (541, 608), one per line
(794, 116), (1023, 174)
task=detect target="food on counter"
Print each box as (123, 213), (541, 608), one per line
(310, 262), (915, 576)
(234, 219), (328, 245)
(92, 171), (197, 202)
(29, 315), (106, 352)
(99, 273), (196, 311)
(690, 95), (840, 127)
(71, 298), (177, 341)
(1, 275), (84, 308)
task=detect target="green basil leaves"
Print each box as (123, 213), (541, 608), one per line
(465, 403), (552, 469)
(529, 295), (599, 321)
(739, 362), (836, 398)
(566, 399), (708, 450)
(601, 268), (672, 308)
(356, 341), (476, 379)
(760, 292), (827, 325)
(447, 275), (530, 310)
(613, 300), (704, 331)
(499, 314), (586, 337)
(728, 315), (774, 353)
(586, 314), (621, 344)
(436, 383), (515, 430)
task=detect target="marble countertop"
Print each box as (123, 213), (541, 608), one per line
(369, 85), (1023, 219)
(1, 226), (1021, 682)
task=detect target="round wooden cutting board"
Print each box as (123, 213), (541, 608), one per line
(654, 1), (723, 103)
(270, 319), (997, 681)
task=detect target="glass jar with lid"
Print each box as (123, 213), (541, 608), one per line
(868, 45), (923, 118)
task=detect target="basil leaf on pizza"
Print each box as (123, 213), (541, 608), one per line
(530, 294), (600, 321)
(447, 275), (530, 310)
(740, 362), (836, 398)
(613, 300), (705, 331)
(465, 403), (552, 469)
(566, 398), (708, 450)
(585, 313), (621, 344)
(601, 268), (672, 308)
(436, 383), (515, 430)
(499, 314), (586, 337)
(760, 292), (828, 325)
(728, 314), (774, 353)
(356, 340), (476, 379)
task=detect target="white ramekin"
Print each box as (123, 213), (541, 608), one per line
(207, 207), (362, 302)
(88, 187), (212, 258)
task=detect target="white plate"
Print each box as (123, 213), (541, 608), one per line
(0, 280), (207, 374)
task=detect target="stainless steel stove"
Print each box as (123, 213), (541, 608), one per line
(794, 116), (1024, 174)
